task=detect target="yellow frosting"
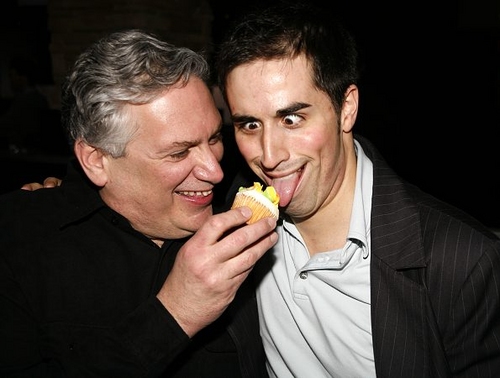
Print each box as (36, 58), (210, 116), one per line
(239, 182), (280, 206)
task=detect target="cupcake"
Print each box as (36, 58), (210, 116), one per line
(231, 182), (280, 224)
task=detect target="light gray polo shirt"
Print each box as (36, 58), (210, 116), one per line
(256, 140), (376, 377)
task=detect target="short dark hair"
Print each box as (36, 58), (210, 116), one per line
(215, 1), (359, 115)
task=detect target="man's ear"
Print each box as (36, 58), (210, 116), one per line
(73, 140), (108, 187)
(341, 84), (359, 134)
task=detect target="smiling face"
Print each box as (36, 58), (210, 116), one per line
(98, 77), (224, 242)
(225, 55), (358, 222)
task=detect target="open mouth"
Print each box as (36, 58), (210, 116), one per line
(269, 166), (303, 208)
(177, 190), (213, 197)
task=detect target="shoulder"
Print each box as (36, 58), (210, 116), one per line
(0, 187), (68, 243)
(364, 134), (498, 267)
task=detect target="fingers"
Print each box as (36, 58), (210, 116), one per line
(156, 208), (278, 337)
(195, 206), (273, 248)
(187, 207), (277, 276)
(219, 216), (278, 278)
(43, 177), (62, 187)
(20, 183), (44, 191)
(20, 177), (62, 191)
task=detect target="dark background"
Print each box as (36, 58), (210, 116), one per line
(212, 0), (500, 229)
(1, 0), (499, 229)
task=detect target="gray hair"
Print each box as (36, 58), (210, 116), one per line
(62, 29), (210, 157)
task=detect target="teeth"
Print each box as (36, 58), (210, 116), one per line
(179, 190), (212, 197)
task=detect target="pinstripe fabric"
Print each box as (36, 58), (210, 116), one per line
(359, 135), (500, 378)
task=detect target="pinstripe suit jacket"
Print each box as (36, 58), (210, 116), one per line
(358, 135), (500, 377)
(227, 135), (500, 377)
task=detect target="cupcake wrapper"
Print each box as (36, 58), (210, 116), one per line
(231, 194), (279, 224)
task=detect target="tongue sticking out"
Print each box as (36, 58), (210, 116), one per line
(271, 173), (301, 208)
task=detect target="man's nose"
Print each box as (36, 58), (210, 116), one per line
(260, 127), (289, 170)
(193, 149), (224, 183)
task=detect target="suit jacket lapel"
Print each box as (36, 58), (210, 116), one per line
(356, 135), (450, 377)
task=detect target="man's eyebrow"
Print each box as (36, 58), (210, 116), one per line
(169, 124), (223, 147)
(231, 114), (258, 124)
(231, 103), (312, 124)
(276, 102), (311, 117)
(170, 140), (196, 148)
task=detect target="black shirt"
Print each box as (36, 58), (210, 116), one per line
(0, 160), (268, 377)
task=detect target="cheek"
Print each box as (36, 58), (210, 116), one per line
(235, 136), (258, 161)
(157, 165), (188, 188)
(302, 133), (327, 153)
(124, 159), (178, 195)
(303, 125), (337, 152)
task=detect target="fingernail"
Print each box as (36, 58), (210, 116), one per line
(270, 232), (278, 243)
(267, 218), (277, 227)
(240, 206), (252, 218)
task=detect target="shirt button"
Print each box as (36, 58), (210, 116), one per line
(299, 271), (308, 280)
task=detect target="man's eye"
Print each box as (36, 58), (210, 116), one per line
(238, 121), (260, 131)
(283, 114), (302, 126)
(209, 132), (223, 145)
(170, 150), (189, 160)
